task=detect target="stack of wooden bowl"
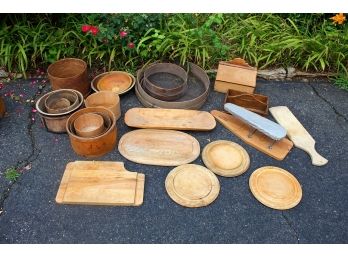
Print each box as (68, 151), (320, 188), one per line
(36, 89), (84, 133)
(135, 62), (210, 110)
(66, 107), (117, 157)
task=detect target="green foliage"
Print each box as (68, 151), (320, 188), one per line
(332, 74), (348, 91)
(0, 13), (347, 77)
(4, 167), (20, 182)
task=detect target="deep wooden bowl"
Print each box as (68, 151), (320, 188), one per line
(73, 113), (105, 138)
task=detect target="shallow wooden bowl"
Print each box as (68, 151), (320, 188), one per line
(97, 72), (132, 93)
(73, 113), (105, 138)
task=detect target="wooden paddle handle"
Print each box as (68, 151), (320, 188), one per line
(306, 145), (328, 166)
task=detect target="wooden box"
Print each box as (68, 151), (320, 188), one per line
(224, 89), (269, 116)
(214, 58), (257, 93)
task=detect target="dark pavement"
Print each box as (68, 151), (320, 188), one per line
(0, 78), (347, 243)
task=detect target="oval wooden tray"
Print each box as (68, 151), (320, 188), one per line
(165, 164), (220, 208)
(249, 166), (302, 210)
(202, 140), (250, 177)
(125, 108), (216, 131)
(118, 129), (200, 166)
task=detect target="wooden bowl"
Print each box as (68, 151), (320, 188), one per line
(66, 107), (117, 158)
(96, 72), (133, 94)
(45, 90), (79, 114)
(73, 113), (105, 138)
(85, 91), (121, 120)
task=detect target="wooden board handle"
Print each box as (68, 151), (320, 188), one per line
(307, 145), (328, 166)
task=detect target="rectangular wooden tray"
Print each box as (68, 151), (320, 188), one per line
(224, 89), (269, 116)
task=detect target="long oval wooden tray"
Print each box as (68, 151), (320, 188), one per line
(118, 129), (200, 166)
(249, 166), (302, 210)
(125, 108), (216, 131)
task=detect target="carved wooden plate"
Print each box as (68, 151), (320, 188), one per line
(249, 166), (302, 210)
(202, 140), (250, 177)
(165, 164), (220, 208)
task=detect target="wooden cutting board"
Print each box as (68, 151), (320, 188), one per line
(118, 129), (200, 166)
(270, 106), (328, 166)
(165, 164), (220, 208)
(211, 110), (293, 160)
(56, 161), (144, 206)
(249, 166), (302, 210)
(124, 108), (216, 131)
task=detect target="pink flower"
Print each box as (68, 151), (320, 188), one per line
(127, 42), (135, 49)
(90, 26), (99, 36)
(81, 25), (91, 33)
(119, 30), (128, 38)
(32, 108), (37, 113)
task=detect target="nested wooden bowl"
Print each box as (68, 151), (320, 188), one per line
(85, 91), (121, 120)
(73, 113), (105, 138)
(66, 107), (117, 157)
(44, 89), (79, 114)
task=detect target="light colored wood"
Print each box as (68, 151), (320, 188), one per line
(85, 91), (121, 121)
(56, 161), (144, 206)
(216, 61), (257, 87)
(97, 72), (132, 94)
(270, 106), (328, 166)
(73, 113), (105, 138)
(125, 108), (216, 131)
(165, 164), (220, 208)
(249, 166), (302, 210)
(214, 81), (255, 94)
(202, 140), (250, 177)
(118, 129), (200, 166)
(211, 110), (293, 161)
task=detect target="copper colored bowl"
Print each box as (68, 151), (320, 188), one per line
(91, 71), (136, 95)
(66, 107), (117, 157)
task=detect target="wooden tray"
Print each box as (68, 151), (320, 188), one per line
(56, 161), (144, 206)
(125, 108), (216, 131)
(224, 89), (269, 116)
(270, 106), (328, 166)
(202, 140), (250, 177)
(249, 166), (302, 210)
(165, 164), (220, 208)
(211, 110), (293, 160)
(118, 129), (200, 166)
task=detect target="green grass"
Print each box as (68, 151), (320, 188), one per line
(332, 74), (348, 91)
(4, 167), (20, 182)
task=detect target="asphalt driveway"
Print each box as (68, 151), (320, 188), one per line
(0, 77), (347, 243)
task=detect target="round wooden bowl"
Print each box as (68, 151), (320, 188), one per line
(91, 71), (135, 95)
(47, 58), (90, 97)
(35, 89), (84, 133)
(85, 91), (121, 120)
(73, 113), (105, 138)
(66, 107), (117, 157)
(44, 89), (79, 114)
(97, 72), (132, 93)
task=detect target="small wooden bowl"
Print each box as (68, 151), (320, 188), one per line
(97, 72), (132, 93)
(45, 90), (79, 114)
(73, 113), (105, 138)
(85, 91), (120, 120)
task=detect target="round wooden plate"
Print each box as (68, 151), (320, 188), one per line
(249, 166), (302, 210)
(165, 164), (220, 208)
(202, 140), (250, 177)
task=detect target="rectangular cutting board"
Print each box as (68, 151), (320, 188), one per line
(124, 108), (216, 131)
(269, 106), (328, 166)
(211, 110), (293, 160)
(56, 161), (145, 206)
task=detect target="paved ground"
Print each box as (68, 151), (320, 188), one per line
(0, 77), (347, 243)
